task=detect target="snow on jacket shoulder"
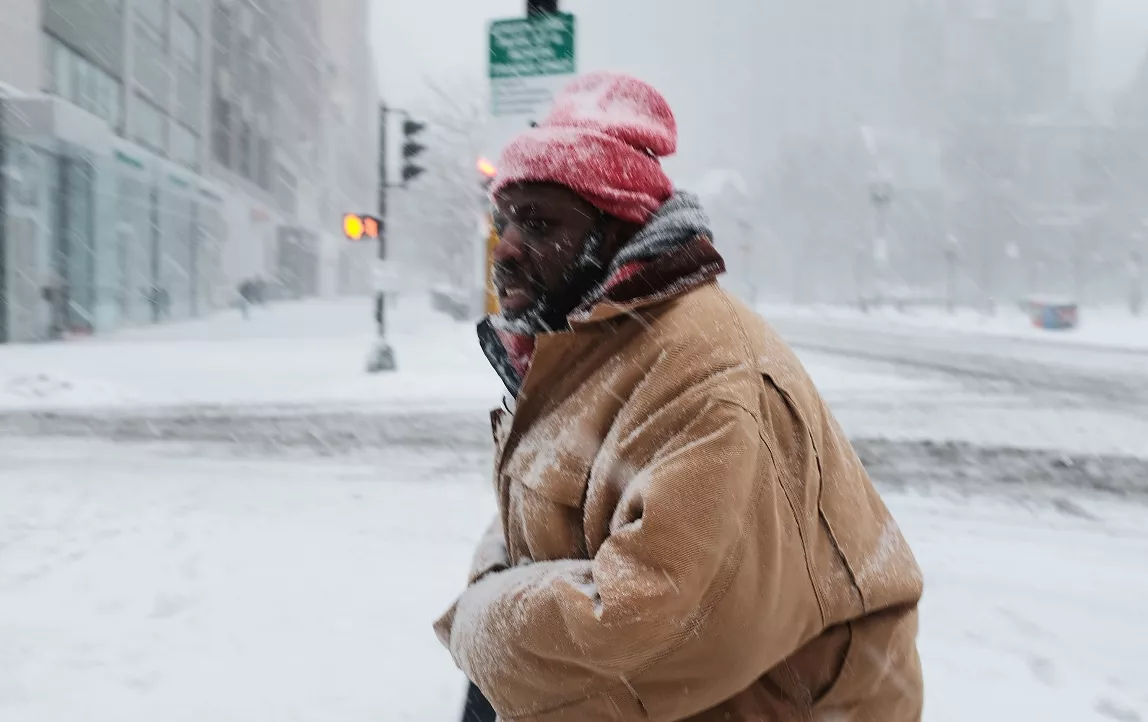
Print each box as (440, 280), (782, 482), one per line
(434, 281), (924, 722)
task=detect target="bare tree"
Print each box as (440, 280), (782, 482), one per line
(390, 78), (489, 296)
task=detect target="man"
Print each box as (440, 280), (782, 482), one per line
(435, 72), (924, 722)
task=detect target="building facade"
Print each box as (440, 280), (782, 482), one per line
(320, 0), (380, 295)
(206, 0), (375, 297)
(1, 0), (379, 341)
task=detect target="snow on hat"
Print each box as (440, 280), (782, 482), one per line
(491, 72), (677, 224)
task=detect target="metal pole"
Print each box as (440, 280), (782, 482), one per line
(367, 104), (396, 372)
(149, 185), (161, 324)
(946, 248), (956, 314)
(56, 157), (72, 337)
(0, 99), (7, 343)
(189, 200), (199, 317)
(1131, 249), (1143, 317)
(527, 0), (559, 16)
(377, 104), (388, 262)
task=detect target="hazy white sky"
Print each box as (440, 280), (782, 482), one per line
(371, 0), (1148, 185)
(372, 0), (1148, 110)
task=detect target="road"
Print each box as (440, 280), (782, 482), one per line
(770, 315), (1148, 411)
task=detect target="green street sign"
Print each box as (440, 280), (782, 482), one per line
(489, 12), (576, 79)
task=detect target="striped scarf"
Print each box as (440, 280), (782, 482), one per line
(480, 192), (725, 397)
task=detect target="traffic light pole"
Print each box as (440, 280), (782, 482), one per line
(377, 105), (389, 265)
(366, 104), (427, 373)
(527, 0), (559, 15)
(368, 104), (396, 372)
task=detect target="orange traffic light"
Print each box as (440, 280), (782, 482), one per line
(343, 213), (365, 240)
(477, 157), (497, 179)
(344, 213), (381, 241)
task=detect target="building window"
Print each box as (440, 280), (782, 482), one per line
(173, 14), (198, 67)
(171, 121), (198, 169)
(212, 0), (231, 58)
(43, 36), (123, 131)
(238, 121), (252, 179)
(137, 0), (168, 34)
(53, 41), (71, 99)
(133, 23), (170, 108)
(132, 93), (167, 152)
(256, 136), (271, 189)
(212, 95), (231, 166)
(237, 3), (253, 37)
(42, 34), (56, 92)
(274, 164), (297, 216)
(73, 55), (94, 112)
(94, 71), (122, 131)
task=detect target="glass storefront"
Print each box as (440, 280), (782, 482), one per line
(157, 174), (195, 320)
(112, 147), (155, 325)
(2, 97), (229, 343)
(60, 156), (97, 332)
(195, 186), (227, 314)
(1, 136), (55, 342)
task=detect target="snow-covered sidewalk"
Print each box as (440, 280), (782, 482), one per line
(0, 439), (1145, 722)
(760, 302), (1148, 353)
(0, 296), (504, 413)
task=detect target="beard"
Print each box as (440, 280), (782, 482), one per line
(491, 226), (607, 335)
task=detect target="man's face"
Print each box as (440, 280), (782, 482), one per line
(491, 183), (607, 326)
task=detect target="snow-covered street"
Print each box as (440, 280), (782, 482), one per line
(1, 296), (1147, 721)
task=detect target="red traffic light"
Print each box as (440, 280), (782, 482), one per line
(365, 217), (379, 238)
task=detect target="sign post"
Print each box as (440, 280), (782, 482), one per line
(486, 12), (576, 163)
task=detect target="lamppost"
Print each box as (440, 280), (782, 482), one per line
(854, 239), (868, 312)
(945, 234), (961, 314)
(1131, 247), (1144, 317)
(869, 177), (894, 307)
(1004, 241), (1020, 310)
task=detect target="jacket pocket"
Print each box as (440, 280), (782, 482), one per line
(763, 622), (852, 720)
(808, 622), (853, 707)
(505, 418), (597, 509)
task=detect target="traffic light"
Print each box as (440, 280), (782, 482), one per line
(343, 213), (381, 241)
(363, 216), (380, 238)
(478, 157), (497, 191)
(402, 119), (427, 183)
(343, 213), (365, 241)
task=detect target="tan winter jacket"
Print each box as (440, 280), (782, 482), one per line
(435, 282), (924, 721)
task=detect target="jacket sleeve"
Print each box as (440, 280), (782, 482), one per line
(438, 397), (791, 721)
(466, 515), (510, 586)
(434, 516), (510, 645)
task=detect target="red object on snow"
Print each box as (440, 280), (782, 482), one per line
(491, 71), (677, 224)
(1027, 298), (1079, 330)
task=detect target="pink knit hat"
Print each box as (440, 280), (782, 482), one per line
(491, 72), (677, 224)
